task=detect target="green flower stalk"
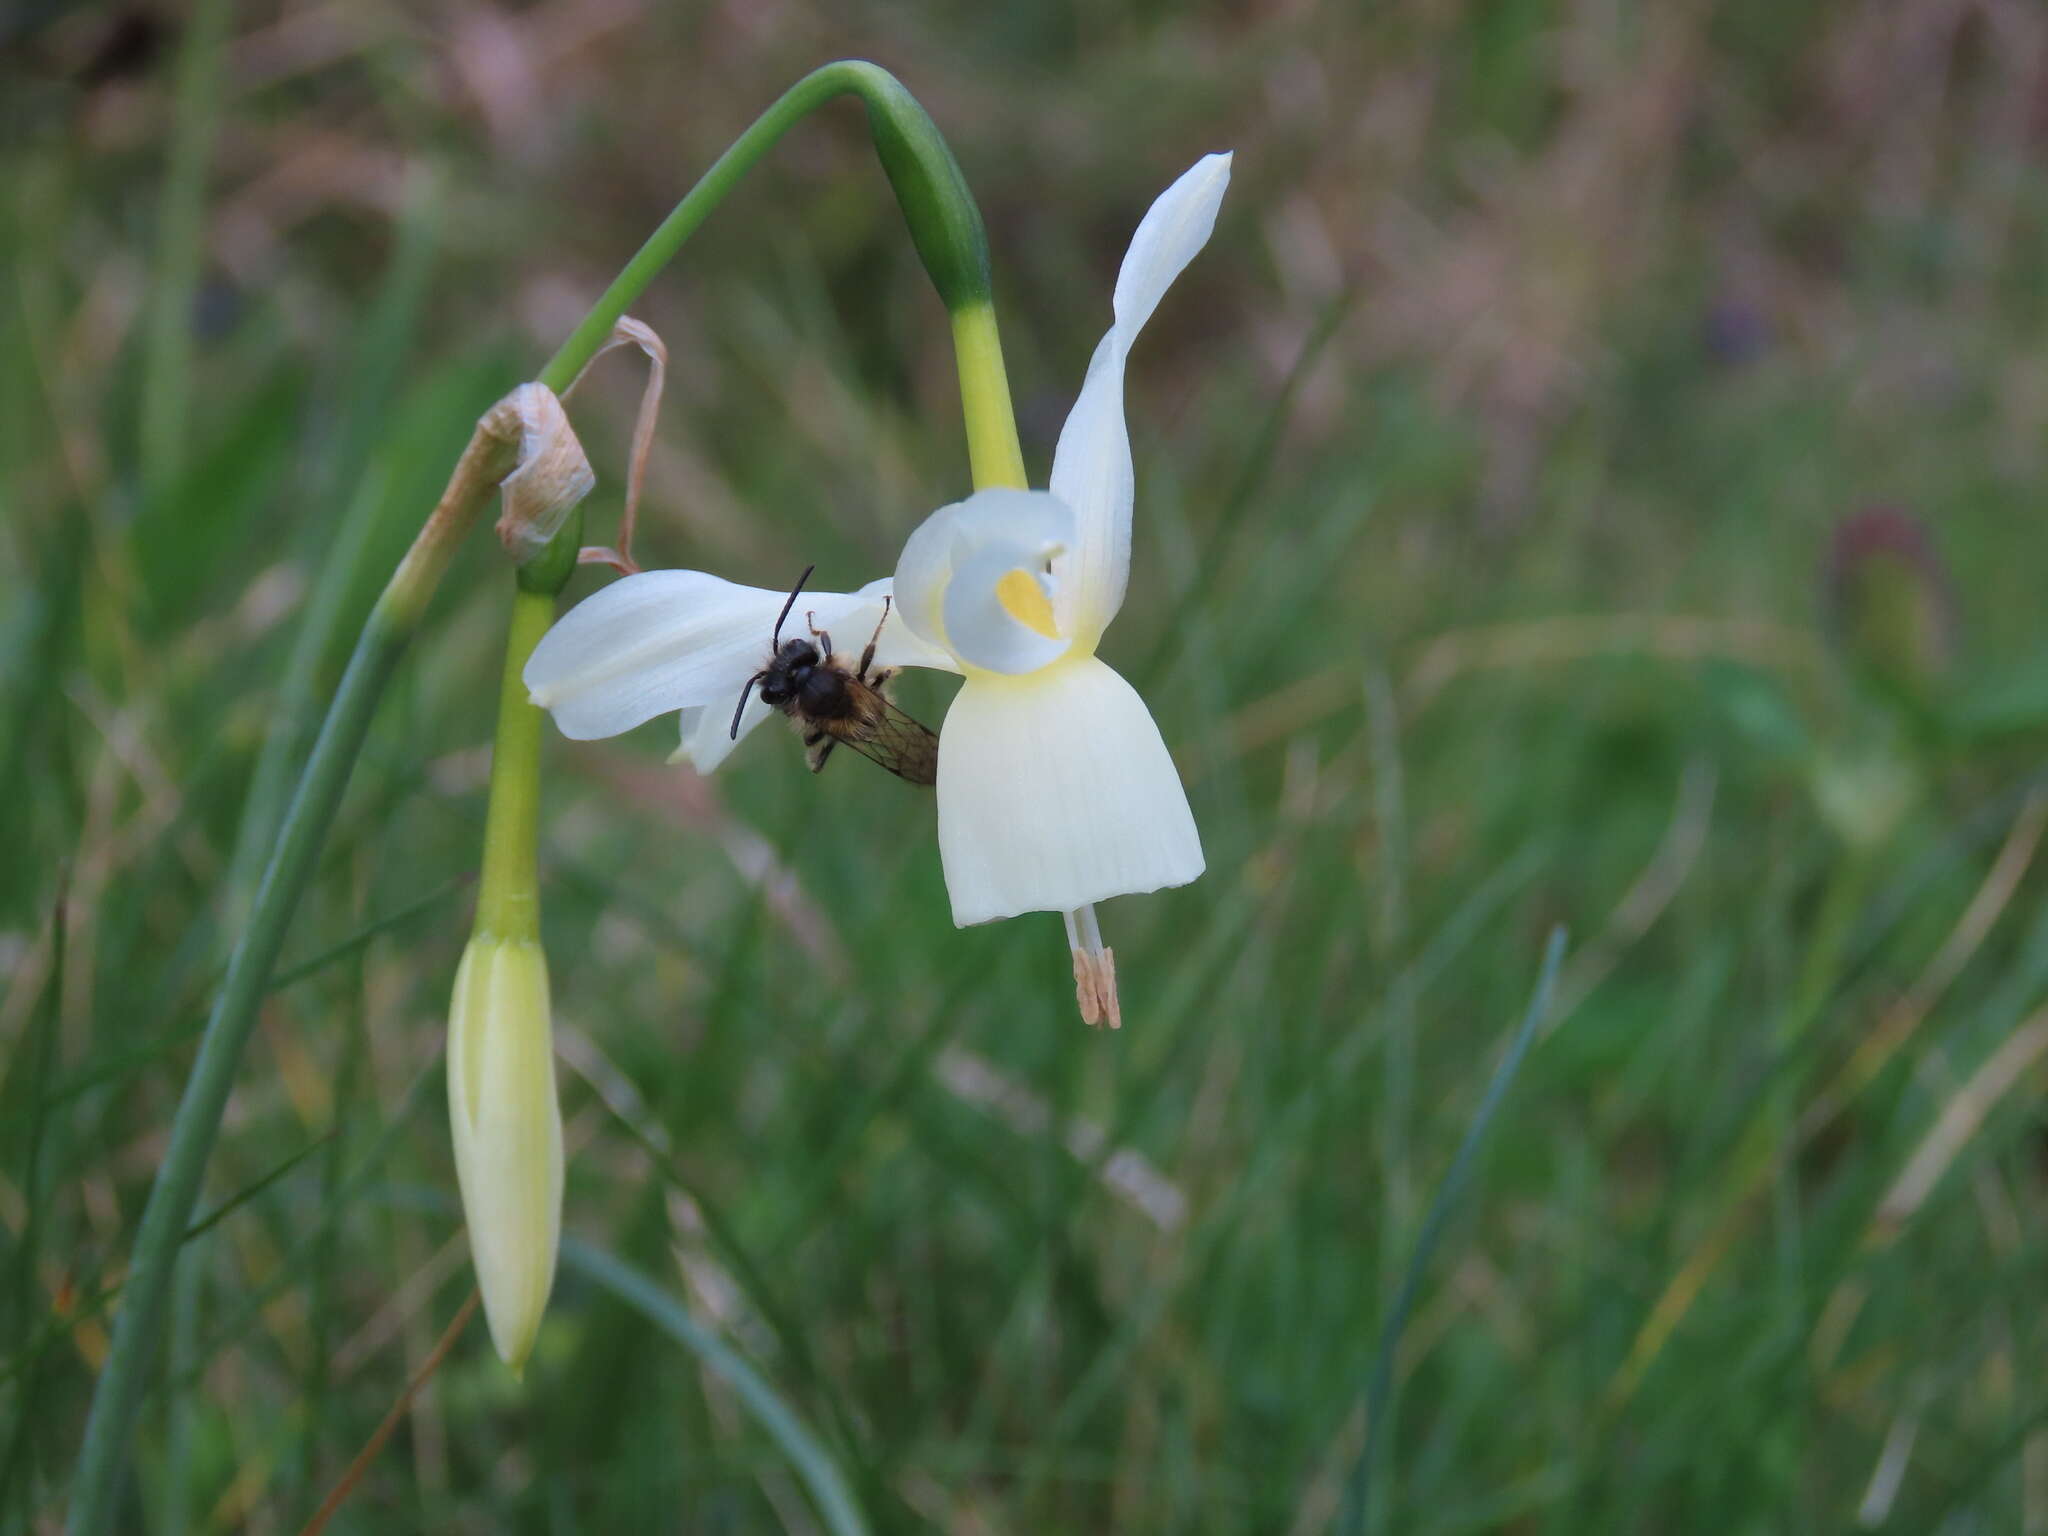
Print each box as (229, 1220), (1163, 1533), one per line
(448, 589), (564, 1372)
(69, 59), (1010, 1530)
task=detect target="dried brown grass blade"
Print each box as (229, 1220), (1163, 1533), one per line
(296, 1289), (479, 1536)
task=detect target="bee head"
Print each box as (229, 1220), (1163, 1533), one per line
(754, 638), (818, 709)
(732, 595), (828, 739)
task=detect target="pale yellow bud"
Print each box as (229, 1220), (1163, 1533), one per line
(446, 934), (562, 1371)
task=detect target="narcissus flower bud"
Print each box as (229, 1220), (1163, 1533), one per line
(446, 932), (562, 1372)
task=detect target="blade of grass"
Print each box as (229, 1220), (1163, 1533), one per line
(161, 1246), (203, 1536)
(221, 175), (446, 930)
(32, 877), (467, 1116)
(61, 567), (483, 1535)
(0, 1069), (440, 1408)
(1341, 926), (1566, 1536)
(175, 1059), (441, 1389)
(557, 1236), (870, 1536)
(564, 1032), (866, 1468)
(0, 1129), (340, 1395)
(1605, 790), (2048, 1416)
(180, 1132), (339, 1245)
(0, 886), (66, 1517)
(1012, 845), (1550, 1494)
(139, 0), (232, 497)
(1133, 282), (1358, 692)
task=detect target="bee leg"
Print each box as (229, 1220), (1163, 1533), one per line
(857, 596), (894, 679)
(804, 609), (835, 656)
(802, 729), (837, 774)
(867, 666), (900, 699)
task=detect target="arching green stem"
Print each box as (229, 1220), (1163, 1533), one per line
(66, 60), (1012, 1534)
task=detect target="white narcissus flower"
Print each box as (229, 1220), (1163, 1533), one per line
(447, 934), (562, 1371)
(523, 152), (1231, 1025)
(884, 151), (1231, 1022)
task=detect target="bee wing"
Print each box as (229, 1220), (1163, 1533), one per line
(820, 684), (939, 786)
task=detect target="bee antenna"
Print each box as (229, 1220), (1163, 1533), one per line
(730, 673), (761, 740)
(773, 564), (815, 649)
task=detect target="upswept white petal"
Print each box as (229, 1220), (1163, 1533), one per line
(1046, 336), (1131, 644)
(1111, 152), (1233, 346)
(935, 656), (1204, 925)
(892, 489), (1076, 672)
(524, 571), (890, 741)
(1049, 151), (1232, 645)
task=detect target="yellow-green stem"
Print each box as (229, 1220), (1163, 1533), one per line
(949, 302), (1028, 491)
(474, 590), (554, 941)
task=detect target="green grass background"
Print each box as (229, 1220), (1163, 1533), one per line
(7, 0), (2048, 1529)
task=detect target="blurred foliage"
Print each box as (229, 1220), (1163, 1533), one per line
(5, 0), (2048, 1530)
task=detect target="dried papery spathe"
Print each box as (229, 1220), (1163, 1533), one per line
(492, 383), (597, 563)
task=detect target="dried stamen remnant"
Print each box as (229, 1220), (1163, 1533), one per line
(1071, 947), (1121, 1029)
(1064, 905), (1121, 1029)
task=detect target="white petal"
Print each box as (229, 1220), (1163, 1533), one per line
(523, 570), (895, 741)
(669, 699), (772, 773)
(936, 656), (1203, 924)
(892, 490), (1076, 674)
(850, 577), (962, 674)
(1112, 152), (1233, 346)
(891, 515), (958, 655)
(1049, 152), (1232, 644)
(1046, 336), (1131, 644)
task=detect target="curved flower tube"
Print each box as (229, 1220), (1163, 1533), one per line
(522, 152), (1231, 1024)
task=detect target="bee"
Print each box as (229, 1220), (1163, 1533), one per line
(729, 565), (940, 786)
